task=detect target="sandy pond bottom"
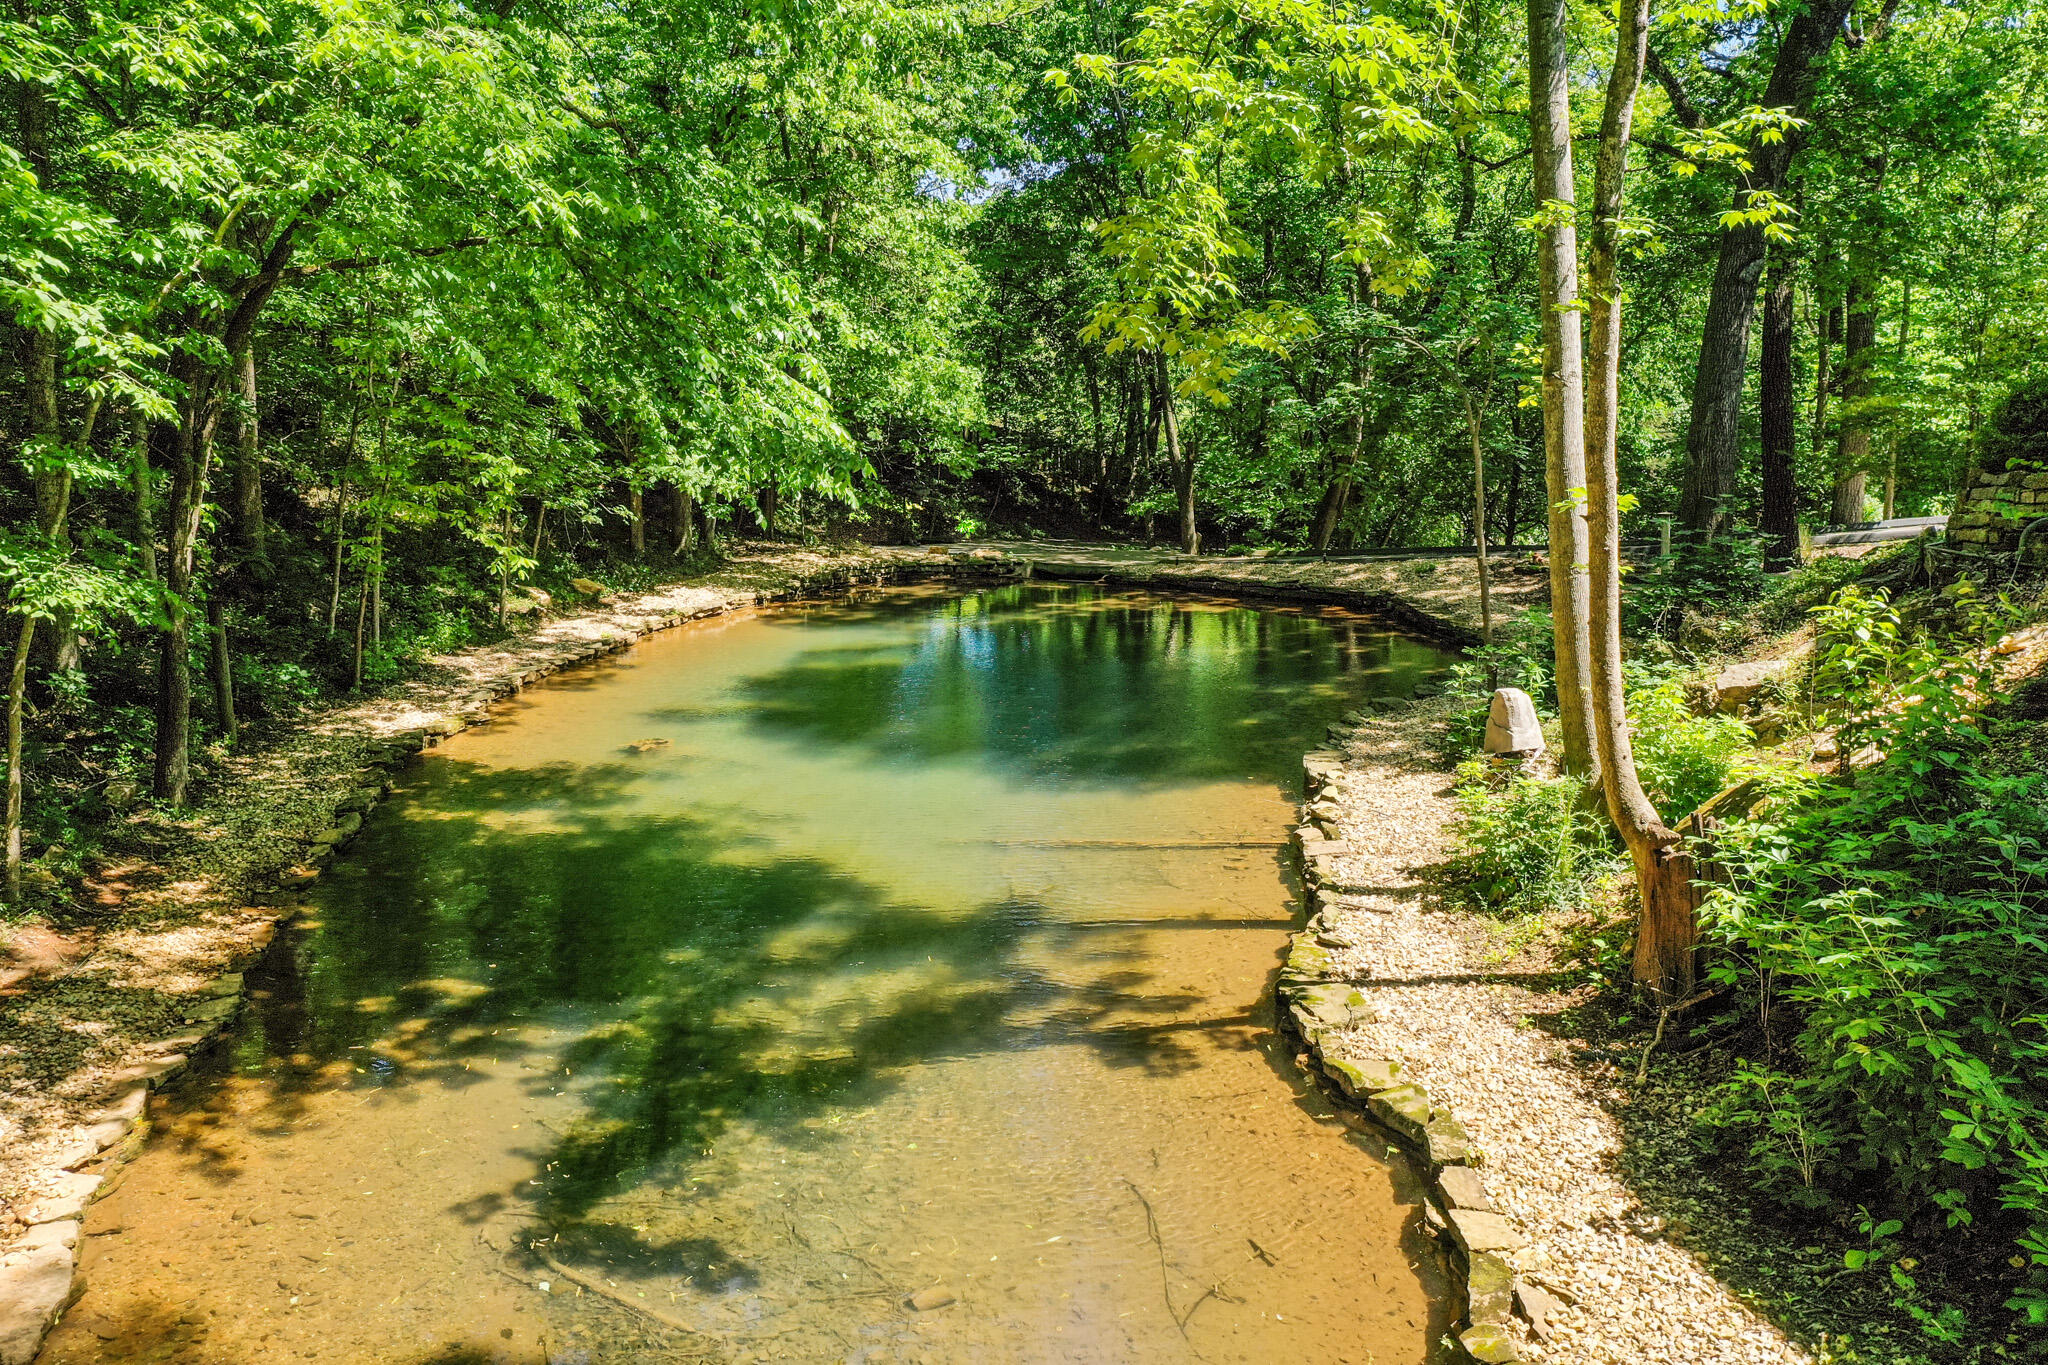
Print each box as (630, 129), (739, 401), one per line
(47, 583), (1454, 1365)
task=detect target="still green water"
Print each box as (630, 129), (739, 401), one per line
(55, 583), (1455, 1365)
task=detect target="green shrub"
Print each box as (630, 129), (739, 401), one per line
(1627, 680), (1753, 816)
(1979, 373), (2048, 476)
(1449, 762), (1618, 917)
(1625, 532), (1770, 641)
(1696, 584), (2047, 1330)
(1699, 754), (2048, 1327)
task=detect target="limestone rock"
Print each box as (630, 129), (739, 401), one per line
(1367, 1083), (1432, 1146)
(22, 1173), (100, 1227)
(1323, 1056), (1403, 1098)
(1446, 1207), (1526, 1255)
(905, 1284), (957, 1311)
(1458, 1323), (1521, 1363)
(1427, 1113), (1475, 1166)
(0, 1242), (78, 1365)
(1482, 688), (1544, 755)
(1289, 983), (1371, 1032)
(1515, 1281), (1561, 1340)
(1712, 659), (1790, 712)
(568, 578), (606, 596)
(13, 1222), (77, 1254)
(1438, 1165), (1494, 1212)
(1466, 1250), (1516, 1326)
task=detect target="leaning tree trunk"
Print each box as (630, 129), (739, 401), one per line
(1832, 279), (1878, 525)
(1527, 0), (1597, 779)
(1584, 0), (1698, 1003)
(1673, 0), (1856, 537)
(1758, 253), (1801, 567)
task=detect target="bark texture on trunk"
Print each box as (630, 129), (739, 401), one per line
(6, 615), (35, 902)
(1673, 0), (1856, 536)
(208, 595), (238, 743)
(230, 340), (266, 564)
(154, 356), (221, 805)
(1759, 256), (1801, 566)
(1527, 0), (1596, 778)
(1832, 280), (1878, 525)
(671, 485), (696, 557)
(1585, 0), (1697, 1003)
(1153, 352), (1199, 554)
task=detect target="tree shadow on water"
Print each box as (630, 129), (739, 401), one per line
(180, 756), (1231, 1256)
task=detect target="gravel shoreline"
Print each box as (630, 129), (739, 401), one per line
(1294, 696), (1814, 1365)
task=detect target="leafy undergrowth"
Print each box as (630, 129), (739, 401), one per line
(1444, 555), (2048, 1360)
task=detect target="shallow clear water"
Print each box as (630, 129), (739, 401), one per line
(54, 583), (1455, 1365)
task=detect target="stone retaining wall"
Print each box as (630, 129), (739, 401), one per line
(1946, 465), (2048, 559)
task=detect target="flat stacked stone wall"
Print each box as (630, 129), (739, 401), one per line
(1947, 465), (2048, 559)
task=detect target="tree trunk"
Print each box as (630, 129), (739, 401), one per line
(1673, 0), (1856, 536)
(1832, 279), (1877, 525)
(230, 338), (266, 564)
(6, 614), (36, 902)
(153, 358), (220, 806)
(208, 595), (238, 743)
(1153, 353), (1198, 554)
(1464, 390), (1494, 650)
(1527, 0), (1597, 778)
(327, 398), (363, 634)
(628, 485), (645, 557)
(671, 485), (696, 557)
(1584, 0), (1697, 1003)
(24, 317), (80, 674)
(1758, 254), (1801, 567)
(131, 411), (159, 582)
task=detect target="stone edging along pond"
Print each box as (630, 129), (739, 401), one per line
(1284, 735), (1526, 1365)
(0, 544), (1493, 1365)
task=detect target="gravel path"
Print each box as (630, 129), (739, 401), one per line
(1307, 698), (1813, 1365)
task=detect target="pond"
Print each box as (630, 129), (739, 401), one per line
(48, 582), (1457, 1365)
